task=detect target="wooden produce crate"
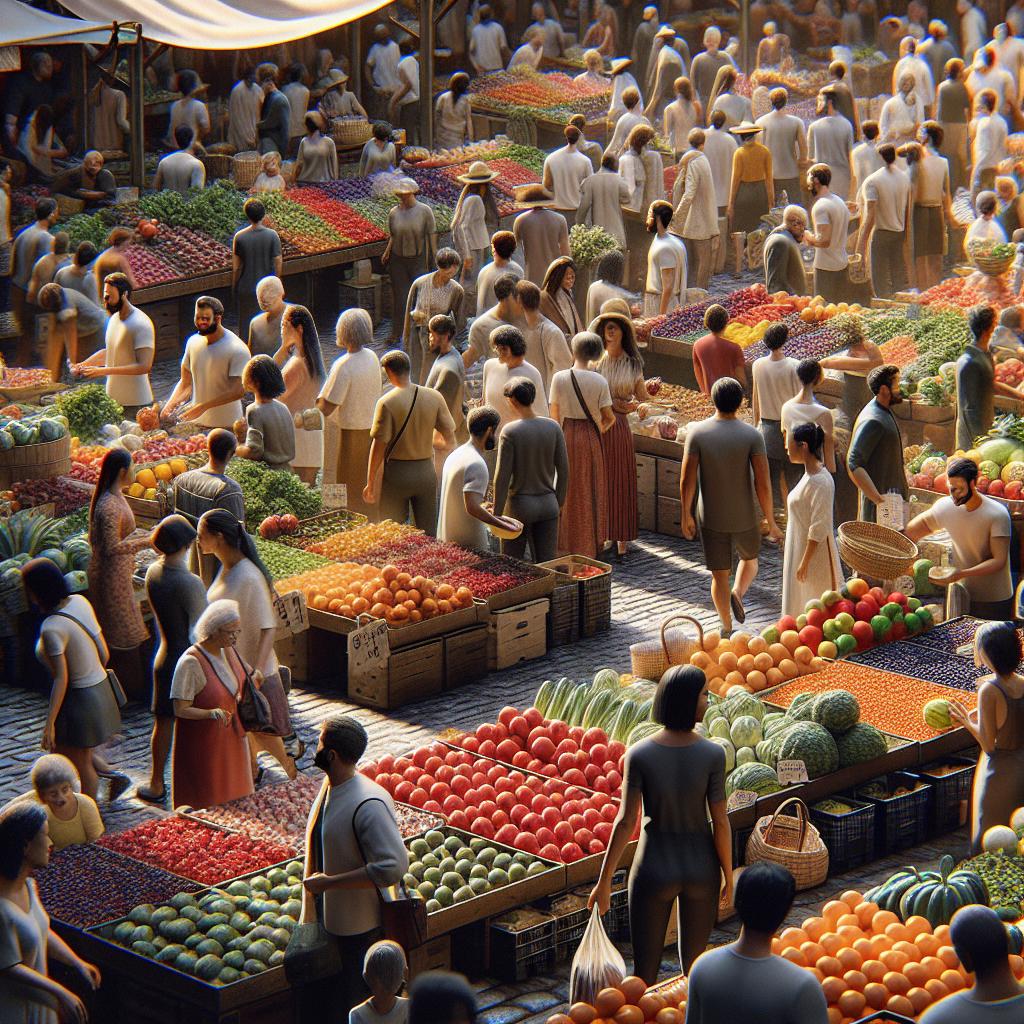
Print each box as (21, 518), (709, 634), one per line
(0, 433), (71, 486)
(539, 560), (580, 648)
(639, 490), (657, 531)
(273, 631), (308, 683)
(145, 299), (182, 362)
(538, 555), (611, 637)
(636, 453), (656, 497)
(307, 599), (483, 649)
(482, 565), (557, 612)
(443, 624), (488, 689)
(348, 636), (444, 710)
(657, 495), (683, 537)
(407, 934), (452, 979)
(656, 457), (682, 497)
(486, 598), (548, 671)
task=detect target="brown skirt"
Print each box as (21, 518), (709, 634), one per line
(601, 410), (638, 543)
(558, 419), (608, 558)
(913, 205), (944, 258)
(733, 180), (770, 234)
(335, 427), (375, 518)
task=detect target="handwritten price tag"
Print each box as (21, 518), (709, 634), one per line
(777, 759), (809, 785)
(726, 790), (758, 812)
(877, 493), (905, 531)
(894, 574), (915, 596)
(322, 483), (348, 509)
(348, 617), (390, 675)
(273, 591), (309, 636)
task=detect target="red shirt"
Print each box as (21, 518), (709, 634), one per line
(692, 333), (745, 395)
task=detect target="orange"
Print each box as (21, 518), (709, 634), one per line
(619, 978), (646, 1006)
(904, 962), (929, 988)
(924, 979), (950, 1002)
(803, 917), (828, 941)
(882, 972), (910, 995)
(906, 987), (932, 1014)
(841, 890), (864, 910)
(916, 934), (940, 957)
(154, 463), (173, 483)
(937, 946), (960, 969)
(654, 1010), (682, 1024)
(594, 990), (625, 1017)
(920, 956), (945, 980)
(852, 938), (875, 961)
(872, 911), (900, 933)
(836, 914), (861, 930)
(886, 994), (914, 1016)
(940, 969), (965, 992)
(862, 960), (886, 983)
(893, 940), (921, 962)
(770, 938), (783, 956)
(843, 970), (867, 992)
(863, 983), (888, 1010)
(613, 1006), (643, 1024)
(934, 925), (951, 944)
(781, 947), (805, 967)
(855, 901), (879, 928)
(823, 900), (848, 924)
(884, 922), (911, 943)
(821, 934), (845, 956)
(637, 995), (665, 1020)
(905, 915), (932, 937)
(837, 991), (866, 1018)
(801, 942), (826, 964)
(870, 934), (894, 957)
(821, 977), (845, 1004)
(568, 1005), (597, 1024)
(780, 928), (808, 948)
(809, 968), (825, 982)
(826, 1009), (842, 1024)
(836, 925), (864, 945)
(879, 950), (909, 973)
(836, 948), (862, 972)
(817, 956), (844, 979)
(1010, 955), (1024, 978)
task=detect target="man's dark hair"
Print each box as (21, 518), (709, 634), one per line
(704, 304), (729, 334)
(808, 163), (832, 187)
(763, 323), (788, 351)
(467, 405), (500, 438)
(878, 143), (897, 165)
(52, 232), (69, 255)
(408, 971), (477, 1024)
(711, 376), (744, 414)
(646, 200), (673, 232)
(946, 456), (979, 485)
(174, 124), (195, 150)
(710, 109), (727, 130)
(652, 665), (706, 730)
(491, 325), (526, 356)
(968, 304), (997, 340)
(921, 120), (943, 148)
(949, 906), (1012, 976)
(494, 273), (519, 302)
(381, 350), (411, 376)
(978, 192), (998, 216)
(74, 241), (98, 267)
(867, 363), (899, 395)
(503, 376), (536, 406)
(104, 271), (132, 300)
(35, 197), (57, 221)
(601, 152), (618, 171)
(862, 119), (880, 141)
(796, 358), (822, 387)
(491, 231), (516, 260)
(243, 197), (266, 223)
(428, 313), (456, 337)
(596, 249), (624, 286)
(196, 295), (224, 317)
(515, 279), (541, 311)
(321, 714), (368, 763)
(735, 862), (797, 934)
(207, 427), (237, 463)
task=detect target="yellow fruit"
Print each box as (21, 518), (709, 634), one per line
(154, 463), (173, 483)
(169, 458), (187, 476)
(143, 487), (158, 500)
(127, 482), (145, 498)
(135, 468), (157, 490)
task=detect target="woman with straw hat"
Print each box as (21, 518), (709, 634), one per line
(513, 183), (571, 286)
(435, 72), (473, 149)
(318, 68), (367, 121)
(383, 177), (436, 348)
(452, 161), (500, 305)
(727, 121), (773, 241)
(293, 111), (338, 183)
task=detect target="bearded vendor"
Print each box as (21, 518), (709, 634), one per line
(906, 457), (1013, 620)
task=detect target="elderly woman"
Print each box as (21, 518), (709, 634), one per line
(576, 48), (608, 86)
(540, 257), (584, 341)
(318, 69), (367, 121)
(294, 111), (339, 183)
(251, 151), (287, 192)
(434, 72), (473, 149)
(169, 599), (255, 810)
(140, 515), (207, 804)
(248, 275), (287, 357)
(357, 120), (397, 177)
(23, 753), (104, 851)
(317, 309), (383, 516)
(0, 801), (101, 1024)
(404, 247), (465, 384)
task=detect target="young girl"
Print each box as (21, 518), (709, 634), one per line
(25, 753), (104, 851)
(350, 941), (409, 1024)
(237, 355), (296, 471)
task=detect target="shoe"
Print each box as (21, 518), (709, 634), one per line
(730, 591), (746, 624)
(255, 766), (267, 787)
(136, 785), (166, 804)
(107, 772), (132, 802)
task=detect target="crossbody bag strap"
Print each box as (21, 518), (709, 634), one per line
(384, 385), (419, 465)
(351, 796), (391, 908)
(569, 370), (601, 436)
(51, 610), (106, 664)
(192, 644), (246, 703)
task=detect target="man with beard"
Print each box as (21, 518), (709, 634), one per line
(846, 364), (909, 523)
(70, 273), (153, 418)
(805, 163), (851, 304)
(906, 457), (1013, 619)
(162, 296), (250, 429)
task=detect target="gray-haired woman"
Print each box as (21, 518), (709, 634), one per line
(24, 753), (104, 852)
(350, 940), (409, 1024)
(0, 801), (100, 1023)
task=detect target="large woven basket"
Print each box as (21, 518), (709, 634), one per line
(330, 118), (372, 145)
(847, 252), (867, 284)
(629, 613), (704, 681)
(972, 251), (1014, 276)
(746, 797), (829, 891)
(202, 153), (234, 180)
(837, 520), (917, 580)
(232, 151), (262, 189)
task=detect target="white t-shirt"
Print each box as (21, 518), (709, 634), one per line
(181, 329), (250, 429)
(396, 55), (420, 106)
(38, 596), (107, 689)
(482, 358), (548, 431)
(781, 397), (833, 441)
(752, 356), (799, 420)
(646, 233), (687, 301)
(756, 111), (805, 181)
(156, 151), (205, 193)
(207, 558), (278, 674)
(807, 115), (853, 198)
(863, 166), (911, 233)
(350, 996), (410, 1024)
(367, 41), (401, 91)
(703, 127), (737, 207)
(509, 43), (543, 69)
(972, 113), (1008, 172)
(927, 494), (1012, 601)
(319, 348), (383, 430)
(966, 217), (1008, 247)
(438, 442), (490, 549)
(104, 307), (154, 407)
(169, 97), (210, 144)
(812, 192), (851, 271)
(548, 367), (612, 422)
(543, 146), (592, 210)
(852, 141), (883, 198)
(471, 21), (509, 71)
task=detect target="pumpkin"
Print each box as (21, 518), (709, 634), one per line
(138, 219), (159, 240)
(897, 855), (988, 926)
(864, 866), (939, 915)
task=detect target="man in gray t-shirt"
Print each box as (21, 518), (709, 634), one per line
(682, 377), (781, 633)
(686, 862), (828, 1024)
(232, 197), (283, 329)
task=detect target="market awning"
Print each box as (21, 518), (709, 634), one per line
(57, 0), (392, 50)
(0, 1), (119, 47)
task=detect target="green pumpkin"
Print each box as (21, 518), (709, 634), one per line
(897, 856), (988, 926)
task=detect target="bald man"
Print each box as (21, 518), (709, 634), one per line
(51, 150), (116, 207)
(763, 206), (808, 296)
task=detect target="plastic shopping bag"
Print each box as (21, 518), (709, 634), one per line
(569, 907), (626, 1006)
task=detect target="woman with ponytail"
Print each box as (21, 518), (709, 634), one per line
(782, 421), (842, 618)
(197, 509), (300, 781)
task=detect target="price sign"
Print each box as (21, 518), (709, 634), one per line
(726, 790), (758, 812)
(877, 493), (905, 531)
(348, 617), (390, 675)
(895, 574), (915, 596)
(25, 503), (55, 520)
(273, 590), (309, 635)
(322, 483), (348, 509)
(907, 304), (922, 320)
(777, 759), (809, 785)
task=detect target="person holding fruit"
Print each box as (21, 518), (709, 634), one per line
(589, 665), (732, 984)
(906, 458), (1013, 621)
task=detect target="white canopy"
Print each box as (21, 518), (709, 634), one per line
(1, 1), (117, 47)
(58, 0), (391, 50)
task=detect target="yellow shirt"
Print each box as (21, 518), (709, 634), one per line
(40, 794), (105, 850)
(732, 141), (773, 185)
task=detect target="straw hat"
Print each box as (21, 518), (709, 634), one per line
(323, 68), (349, 91)
(599, 298), (632, 318)
(394, 178), (421, 194)
(456, 160), (500, 185)
(609, 58), (634, 76)
(306, 110), (328, 132)
(656, 25), (677, 39)
(514, 183), (555, 208)
(642, 5), (659, 20)
(589, 308), (638, 349)
(731, 121), (764, 136)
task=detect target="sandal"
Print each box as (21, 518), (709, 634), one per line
(136, 785), (166, 804)
(730, 591), (746, 624)
(107, 772), (132, 802)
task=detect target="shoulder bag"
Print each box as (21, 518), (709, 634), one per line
(193, 645), (275, 734)
(353, 797), (427, 950)
(284, 788), (343, 985)
(51, 611), (127, 708)
(384, 385), (419, 465)
(569, 370), (603, 556)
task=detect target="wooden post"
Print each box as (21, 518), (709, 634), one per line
(350, 21), (361, 102)
(79, 47), (90, 152)
(741, 0), (750, 76)
(129, 26), (144, 189)
(419, 0), (435, 150)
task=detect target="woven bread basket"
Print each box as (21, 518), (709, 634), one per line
(231, 151), (262, 189)
(330, 118), (372, 145)
(972, 251), (1014, 276)
(837, 520), (917, 580)
(746, 797), (829, 891)
(629, 613), (704, 681)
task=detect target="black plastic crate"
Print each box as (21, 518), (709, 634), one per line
(809, 796), (876, 874)
(490, 915), (556, 982)
(607, 884), (630, 941)
(856, 772), (933, 857)
(913, 756), (977, 836)
(548, 581), (580, 647)
(732, 823), (754, 867)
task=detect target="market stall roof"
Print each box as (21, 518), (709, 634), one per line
(58, 0), (392, 50)
(1, 1), (120, 47)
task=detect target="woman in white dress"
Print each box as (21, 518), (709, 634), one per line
(451, 162), (500, 309)
(782, 421), (842, 618)
(434, 72), (474, 149)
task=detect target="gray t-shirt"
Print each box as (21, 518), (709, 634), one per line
(173, 467), (246, 526)
(493, 416), (570, 521)
(58, 288), (107, 338)
(387, 202), (436, 259)
(475, 259), (524, 316)
(425, 349), (465, 434)
(248, 308), (284, 357)
(847, 398), (908, 522)
(466, 310), (525, 367)
(956, 344), (995, 451)
(920, 992), (1024, 1024)
(684, 417), (766, 534)
(54, 265), (99, 305)
(12, 223), (52, 290)
(438, 442), (490, 549)
(685, 946), (829, 1024)
(233, 224), (282, 294)
(246, 399), (296, 470)
(927, 495), (1013, 602)
(513, 208), (569, 285)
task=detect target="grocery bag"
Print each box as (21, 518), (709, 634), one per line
(569, 907), (626, 1005)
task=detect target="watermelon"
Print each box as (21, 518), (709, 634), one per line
(63, 570), (88, 593)
(735, 746), (756, 766)
(37, 419), (65, 442)
(725, 762), (783, 797)
(708, 736), (735, 772)
(811, 690), (861, 735)
(0, 429), (13, 450)
(721, 691), (764, 723)
(38, 548), (67, 572)
(923, 698), (952, 731)
(978, 437), (1019, 467)
(778, 722), (840, 778)
(787, 691), (818, 721)
(836, 722), (889, 767)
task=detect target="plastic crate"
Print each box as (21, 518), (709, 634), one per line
(732, 822), (754, 867)
(489, 915), (556, 982)
(548, 581), (580, 647)
(913, 757), (976, 837)
(607, 883), (630, 941)
(809, 796), (876, 874)
(855, 772), (933, 857)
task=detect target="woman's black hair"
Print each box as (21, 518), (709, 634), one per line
(21, 557), (70, 612)
(89, 447), (133, 541)
(792, 421), (825, 461)
(652, 665), (706, 731)
(408, 971), (477, 1024)
(0, 801), (47, 880)
(34, 105), (54, 134)
(151, 513), (198, 556)
(244, 354), (287, 399)
(372, 120), (393, 141)
(975, 621), (1022, 677)
(541, 257), (576, 297)
(285, 304), (326, 384)
(199, 509), (275, 590)
(449, 72), (470, 98)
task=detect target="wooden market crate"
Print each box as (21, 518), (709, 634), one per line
(443, 624), (488, 689)
(538, 554), (611, 637)
(347, 637), (444, 710)
(486, 598), (549, 671)
(635, 453), (656, 496)
(656, 456), (681, 496)
(657, 495), (683, 538)
(0, 433), (71, 487)
(407, 934), (452, 979)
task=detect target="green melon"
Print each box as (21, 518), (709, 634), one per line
(836, 722), (889, 767)
(810, 690), (861, 735)
(778, 722), (839, 778)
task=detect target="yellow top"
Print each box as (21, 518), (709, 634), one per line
(20, 792), (105, 850)
(732, 141), (773, 185)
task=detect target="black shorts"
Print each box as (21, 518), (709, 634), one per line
(699, 525), (761, 572)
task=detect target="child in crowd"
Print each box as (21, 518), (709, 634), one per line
(23, 753), (104, 850)
(349, 940), (409, 1024)
(236, 354), (296, 471)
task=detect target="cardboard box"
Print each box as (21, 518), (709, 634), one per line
(274, 632), (308, 683)
(657, 457), (681, 497)
(347, 638), (444, 709)
(444, 624), (488, 689)
(636, 453), (656, 497)
(408, 935), (451, 979)
(639, 491), (657, 531)
(657, 496), (683, 537)
(487, 599), (548, 671)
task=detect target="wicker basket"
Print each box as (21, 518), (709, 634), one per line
(55, 194), (85, 217)
(232, 151), (262, 189)
(629, 613), (704, 681)
(971, 251), (1014, 276)
(746, 797), (829, 891)
(202, 153), (234, 180)
(837, 520), (917, 580)
(847, 252), (867, 284)
(0, 433), (71, 487)
(330, 118), (372, 145)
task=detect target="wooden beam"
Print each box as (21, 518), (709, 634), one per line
(129, 26), (144, 189)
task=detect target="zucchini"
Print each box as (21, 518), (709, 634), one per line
(564, 684), (591, 727)
(535, 680), (556, 718)
(582, 690), (614, 731)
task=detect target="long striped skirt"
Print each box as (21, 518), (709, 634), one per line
(558, 418), (608, 558)
(601, 410), (638, 543)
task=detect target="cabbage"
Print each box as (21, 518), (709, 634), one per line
(729, 715), (762, 748)
(978, 437), (1020, 467)
(708, 736), (735, 772)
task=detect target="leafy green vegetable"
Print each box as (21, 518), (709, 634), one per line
(55, 385), (124, 442)
(225, 460), (322, 525)
(569, 223), (620, 268)
(253, 538), (333, 580)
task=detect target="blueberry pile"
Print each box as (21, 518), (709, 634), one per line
(849, 641), (983, 692)
(904, 617), (982, 654)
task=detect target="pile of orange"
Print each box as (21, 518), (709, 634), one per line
(276, 562), (474, 626)
(771, 889), (1024, 1022)
(546, 977), (686, 1024)
(689, 629), (824, 697)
